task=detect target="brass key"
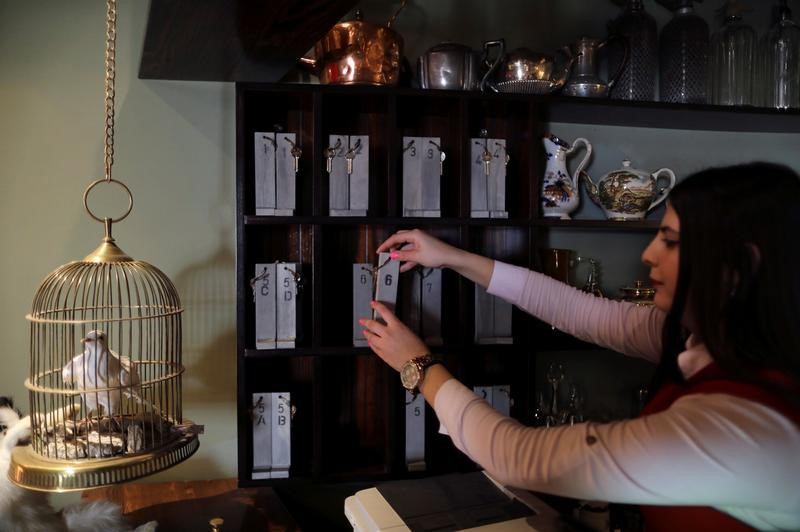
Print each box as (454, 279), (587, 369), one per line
(284, 136), (302, 174)
(429, 140), (445, 176)
(481, 148), (492, 177)
(324, 138), (342, 174)
(345, 138), (362, 176)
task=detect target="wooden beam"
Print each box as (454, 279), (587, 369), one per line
(139, 0), (359, 82)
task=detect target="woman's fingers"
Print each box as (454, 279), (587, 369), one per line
(369, 300), (397, 326)
(377, 229), (420, 254)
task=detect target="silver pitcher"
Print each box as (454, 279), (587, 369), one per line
(562, 36), (628, 98)
(418, 42), (483, 90)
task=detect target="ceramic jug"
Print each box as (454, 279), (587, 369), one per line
(582, 159), (676, 220)
(541, 134), (592, 219)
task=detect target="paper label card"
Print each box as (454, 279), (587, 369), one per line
(402, 136), (442, 217)
(255, 133), (277, 215)
(255, 263), (277, 349)
(405, 391), (426, 471)
(251, 392), (291, 479)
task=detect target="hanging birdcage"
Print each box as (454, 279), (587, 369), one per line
(8, 0), (199, 492)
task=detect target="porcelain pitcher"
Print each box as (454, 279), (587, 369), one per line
(541, 134), (592, 219)
(582, 159), (676, 220)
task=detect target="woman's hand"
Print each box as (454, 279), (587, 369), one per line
(360, 301), (429, 372)
(376, 229), (462, 273)
(377, 229), (495, 287)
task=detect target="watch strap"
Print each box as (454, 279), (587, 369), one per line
(405, 353), (442, 398)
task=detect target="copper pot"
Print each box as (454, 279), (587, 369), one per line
(300, 3), (406, 86)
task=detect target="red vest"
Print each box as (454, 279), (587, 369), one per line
(638, 363), (799, 532)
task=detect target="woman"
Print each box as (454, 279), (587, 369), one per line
(360, 163), (800, 531)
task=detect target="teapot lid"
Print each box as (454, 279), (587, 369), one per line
(621, 159), (633, 167)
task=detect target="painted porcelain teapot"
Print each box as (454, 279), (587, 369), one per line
(582, 159), (676, 220)
(541, 134), (592, 219)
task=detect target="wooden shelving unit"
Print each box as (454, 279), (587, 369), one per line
(235, 82), (799, 485)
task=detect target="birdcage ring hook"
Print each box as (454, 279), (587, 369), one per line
(83, 177), (133, 223)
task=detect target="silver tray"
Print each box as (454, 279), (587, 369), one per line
(494, 79), (562, 95)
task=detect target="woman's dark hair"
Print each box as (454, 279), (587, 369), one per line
(655, 162), (800, 391)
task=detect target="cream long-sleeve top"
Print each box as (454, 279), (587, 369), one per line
(432, 261), (800, 531)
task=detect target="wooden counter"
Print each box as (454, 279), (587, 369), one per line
(81, 479), (299, 531)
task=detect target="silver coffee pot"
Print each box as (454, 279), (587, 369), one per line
(563, 36), (628, 98)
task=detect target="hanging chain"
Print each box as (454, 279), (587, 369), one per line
(83, 0), (132, 227)
(103, 0), (117, 182)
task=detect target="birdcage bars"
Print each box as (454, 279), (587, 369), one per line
(25, 253), (185, 462)
(8, 0), (199, 492)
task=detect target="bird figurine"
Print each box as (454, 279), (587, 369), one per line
(62, 330), (153, 418)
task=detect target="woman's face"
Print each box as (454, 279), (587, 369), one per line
(642, 203), (681, 312)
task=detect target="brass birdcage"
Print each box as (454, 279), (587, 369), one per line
(8, 0), (199, 492)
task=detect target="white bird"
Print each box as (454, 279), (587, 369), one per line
(62, 330), (151, 418)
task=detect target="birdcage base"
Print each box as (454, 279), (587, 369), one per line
(8, 421), (200, 492)
(38, 412), (175, 460)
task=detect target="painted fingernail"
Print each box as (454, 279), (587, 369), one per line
(358, 319), (365, 325)
(362, 330), (368, 336)
(390, 251), (399, 259)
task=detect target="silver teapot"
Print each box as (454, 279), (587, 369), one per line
(582, 159), (676, 221)
(481, 40), (578, 95)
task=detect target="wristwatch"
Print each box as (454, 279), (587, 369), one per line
(400, 354), (441, 397)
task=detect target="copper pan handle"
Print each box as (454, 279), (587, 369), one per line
(386, 0), (408, 28)
(298, 56), (318, 73)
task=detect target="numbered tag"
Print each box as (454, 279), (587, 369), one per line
(492, 385), (512, 416)
(373, 252), (399, 323)
(420, 138), (441, 214)
(400, 268), (443, 345)
(402, 136), (442, 217)
(329, 134), (349, 215)
(251, 392), (292, 479)
(275, 133), (297, 215)
(474, 285), (513, 344)
(255, 263), (277, 349)
(473, 385), (511, 416)
(405, 391), (426, 471)
(489, 139), (508, 218)
(349, 135), (369, 215)
(276, 263), (299, 348)
(255, 133), (277, 215)
(353, 263), (373, 347)
(470, 138), (508, 218)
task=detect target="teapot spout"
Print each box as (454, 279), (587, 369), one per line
(580, 171), (600, 206)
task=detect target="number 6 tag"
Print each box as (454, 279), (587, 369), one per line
(373, 252), (399, 323)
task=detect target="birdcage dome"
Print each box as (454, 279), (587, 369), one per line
(9, 235), (200, 492)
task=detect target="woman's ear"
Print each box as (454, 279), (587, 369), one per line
(728, 243), (761, 299)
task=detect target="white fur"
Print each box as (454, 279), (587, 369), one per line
(0, 404), (157, 532)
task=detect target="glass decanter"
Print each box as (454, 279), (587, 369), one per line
(762, 0), (800, 108)
(659, 0), (710, 104)
(710, 0), (757, 106)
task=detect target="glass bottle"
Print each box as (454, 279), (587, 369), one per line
(608, 0), (658, 101)
(659, 0), (710, 104)
(762, 0), (800, 108)
(710, 1), (757, 106)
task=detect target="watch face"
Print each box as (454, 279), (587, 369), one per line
(400, 361), (421, 390)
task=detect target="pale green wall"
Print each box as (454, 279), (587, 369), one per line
(1, 0), (799, 507)
(0, 0), (237, 500)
